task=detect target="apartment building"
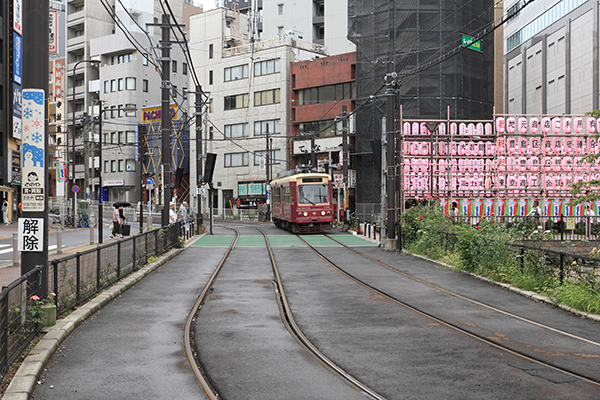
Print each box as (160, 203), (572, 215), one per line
(189, 7), (328, 215)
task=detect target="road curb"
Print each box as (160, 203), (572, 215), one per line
(2, 240), (193, 400)
(407, 252), (600, 323)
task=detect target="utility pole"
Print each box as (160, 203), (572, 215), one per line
(21, 0), (49, 296)
(160, 14), (172, 226)
(342, 105), (349, 223)
(384, 62), (400, 249)
(195, 85), (203, 226)
(311, 135), (317, 171)
(265, 124), (270, 221)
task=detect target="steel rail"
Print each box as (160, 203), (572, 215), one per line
(298, 234), (600, 387)
(325, 234), (600, 348)
(184, 228), (240, 400)
(255, 228), (387, 400)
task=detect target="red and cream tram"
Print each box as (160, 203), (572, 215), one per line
(270, 172), (334, 233)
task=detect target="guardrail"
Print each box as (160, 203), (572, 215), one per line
(0, 221), (192, 382)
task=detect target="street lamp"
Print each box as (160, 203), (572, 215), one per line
(95, 105), (136, 243)
(71, 59), (100, 221)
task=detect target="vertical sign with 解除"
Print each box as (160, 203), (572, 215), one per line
(18, 218), (44, 252)
(21, 89), (46, 212)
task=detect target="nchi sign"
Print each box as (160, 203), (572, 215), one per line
(142, 104), (177, 124)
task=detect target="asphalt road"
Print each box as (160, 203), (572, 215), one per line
(31, 221), (600, 399)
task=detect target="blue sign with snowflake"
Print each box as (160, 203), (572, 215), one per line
(21, 89), (45, 212)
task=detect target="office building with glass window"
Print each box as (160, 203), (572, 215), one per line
(189, 8), (329, 215)
(504, 0), (599, 114)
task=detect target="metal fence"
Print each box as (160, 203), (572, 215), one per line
(0, 221), (192, 382)
(451, 215), (600, 242)
(436, 230), (600, 288)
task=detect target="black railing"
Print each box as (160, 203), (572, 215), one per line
(0, 221), (192, 381)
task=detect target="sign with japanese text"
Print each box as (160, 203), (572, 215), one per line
(12, 83), (22, 139)
(21, 89), (46, 212)
(53, 60), (63, 98)
(13, 0), (22, 35)
(13, 33), (22, 85)
(49, 10), (58, 54)
(462, 35), (481, 52)
(18, 218), (44, 252)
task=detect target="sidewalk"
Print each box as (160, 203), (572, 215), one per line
(0, 222), (133, 287)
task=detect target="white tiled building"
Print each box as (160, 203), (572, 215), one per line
(189, 8), (328, 215)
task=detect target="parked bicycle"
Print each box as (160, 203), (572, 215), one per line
(49, 212), (98, 229)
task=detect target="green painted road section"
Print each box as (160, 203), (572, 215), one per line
(326, 234), (378, 247)
(192, 235), (235, 247)
(191, 234), (376, 248)
(237, 236), (266, 247)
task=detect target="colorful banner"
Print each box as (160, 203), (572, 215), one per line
(21, 89), (45, 212)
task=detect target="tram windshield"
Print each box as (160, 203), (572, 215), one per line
(298, 184), (329, 205)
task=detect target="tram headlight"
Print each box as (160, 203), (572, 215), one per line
(303, 212), (308, 217)
(321, 211), (326, 216)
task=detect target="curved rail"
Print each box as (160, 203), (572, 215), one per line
(256, 227), (387, 400)
(184, 228), (240, 400)
(297, 234), (600, 387)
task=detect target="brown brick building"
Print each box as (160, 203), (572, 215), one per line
(289, 52), (356, 217)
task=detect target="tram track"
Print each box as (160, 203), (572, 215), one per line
(292, 233), (600, 387)
(184, 226), (386, 400)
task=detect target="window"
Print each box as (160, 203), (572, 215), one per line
(172, 60), (177, 73)
(209, 70), (213, 85)
(118, 106), (124, 118)
(118, 160), (124, 172)
(111, 160), (116, 172)
(119, 131), (126, 143)
(278, 26), (284, 35)
(125, 104), (136, 117)
(209, 98), (213, 113)
(172, 85), (177, 97)
(104, 161), (109, 173)
(298, 82), (355, 105)
(278, 4), (283, 14)
(110, 105), (117, 118)
(255, 59), (280, 76)
(254, 89), (280, 106)
(126, 131), (136, 143)
(126, 160), (136, 172)
(143, 79), (148, 92)
(111, 132), (117, 143)
(104, 80), (109, 93)
(126, 77), (136, 90)
(225, 152), (248, 167)
(142, 54), (148, 66)
(118, 78), (124, 91)
(183, 62), (188, 75)
(209, 43), (213, 59)
(224, 93), (249, 110)
(74, 78), (84, 87)
(254, 149), (281, 165)
(254, 119), (281, 135)
(298, 184), (329, 204)
(224, 64), (248, 81)
(118, 53), (133, 64)
(209, 126), (214, 140)
(111, 79), (117, 92)
(224, 123), (249, 138)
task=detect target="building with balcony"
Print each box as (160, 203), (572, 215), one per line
(189, 7), (328, 216)
(67, 0), (192, 204)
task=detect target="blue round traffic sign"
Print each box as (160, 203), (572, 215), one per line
(146, 177), (154, 185)
(72, 185), (79, 193)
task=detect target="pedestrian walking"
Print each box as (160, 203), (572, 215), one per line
(585, 204), (595, 239)
(179, 202), (188, 222)
(2, 199), (9, 225)
(109, 205), (123, 238)
(451, 201), (459, 224)
(169, 202), (177, 224)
